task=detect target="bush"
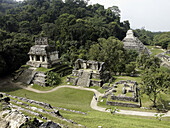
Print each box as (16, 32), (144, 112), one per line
(46, 71), (61, 86)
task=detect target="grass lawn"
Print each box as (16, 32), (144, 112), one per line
(4, 88), (93, 112)
(113, 75), (142, 83)
(1, 85), (170, 128)
(146, 46), (164, 56)
(89, 86), (106, 93)
(63, 110), (170, 128)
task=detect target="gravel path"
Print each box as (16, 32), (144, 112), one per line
(15, 84), (170, 117)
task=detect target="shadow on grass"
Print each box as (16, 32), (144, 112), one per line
(0, 85), (22, 93)
(157, 99), (170, 111)
(0, 76), (23, 93)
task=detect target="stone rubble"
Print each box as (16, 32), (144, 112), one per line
(0, 92), (86, 127)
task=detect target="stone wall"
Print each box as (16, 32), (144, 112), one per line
(123, 30), (151, 55)
(106, 101), (140, 108)
(111, 95), (136, 102)
(91, 73), (100, 79)
(90, 79), (102, 87)
(33, 72), (47, 87)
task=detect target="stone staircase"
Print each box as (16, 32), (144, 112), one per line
(17, 68), (37, 84)
(77, 71), (91, 87)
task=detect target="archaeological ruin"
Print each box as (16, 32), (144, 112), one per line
(14, 37), (72, 86)
(102, 80), (140, 108)
(26, 37), (60, 68)
(67, 59), (110, 87)
(123, 30), (151, 55)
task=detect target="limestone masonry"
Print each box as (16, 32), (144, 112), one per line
(123, 30), (151, 55)
(67, 59), (110, 87)
(15, 37), (62, 86)
(27, 37), (60, 68)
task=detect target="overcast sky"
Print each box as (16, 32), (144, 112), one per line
(89, 0), (170, 32)
(16, 0), (170, 32)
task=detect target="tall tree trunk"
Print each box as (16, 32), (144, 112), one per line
(153, 93), (157, 107)
(159, 92), (165, 109)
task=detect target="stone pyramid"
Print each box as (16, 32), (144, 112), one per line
(122, 30), (151, 55)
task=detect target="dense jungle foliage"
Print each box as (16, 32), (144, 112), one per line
(0, 0), (169, 76)
(0, 0), (130, 75)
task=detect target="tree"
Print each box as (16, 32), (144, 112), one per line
(125, 62), (136, 76)
(154, 32), (170, 49)
(108, 6), (121, 17)
(136, 54), (160, 70)
(89, 37), (125, 75)
(141, 68), (170, 107)
(143, 56), (161, 69)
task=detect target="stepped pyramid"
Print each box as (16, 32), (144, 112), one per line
(67, 59), (110, 87)
(123, 30), (151, 55)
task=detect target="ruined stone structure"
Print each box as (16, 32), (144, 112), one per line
(123, 30), (151, 55)
(15, 37), (63, 86)
(102, 80), (140, 108)
(26, 37), (60, 68)
(67, 59), (110, 87)
(156, 53), (170, 69)
(0, 93), (85, 128)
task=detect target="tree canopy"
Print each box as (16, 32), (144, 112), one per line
(0, 0), (130, 75)
(141, 67), (170, 107)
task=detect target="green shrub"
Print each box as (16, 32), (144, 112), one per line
(46, 71), (61, 86)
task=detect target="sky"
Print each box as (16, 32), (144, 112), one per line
(89, 0), (170, 32)
(16, 0), (170, 32)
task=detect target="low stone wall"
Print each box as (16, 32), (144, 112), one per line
(90, 79), (102, 87)
(67, 77), (76, 83)
(115, 80), (137, 85)
(91, 73), (100, 79)
(111, 95), (136, 102)
(106, 101), (140, 108)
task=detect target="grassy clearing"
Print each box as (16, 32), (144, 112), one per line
(112, 84), (133, 97)
(4, 88), (93, 112)
(63, 110), (170, 128)
(89, 86), (105, 93)
(1, 85), (170, 127)
(146, 46), (164, 56)
(113, 75), (142, 83)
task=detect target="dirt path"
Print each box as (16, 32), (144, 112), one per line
(14, 83), (170, 117)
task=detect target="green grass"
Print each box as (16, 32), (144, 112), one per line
(146, 46), (164, 56)
(11, 102), (79, 127)
(113, 75), (142, 83)
(32, 84), (55, 91)
(63, 110), (170, 128)
(98, 97), (158, 113)
(165, 53), (170, 56)
(112, 84), (133, 97)
(4, 88), (93, 112)
(1, 85), (170, 127)
(89, 86), (106, 93)
(35, 67), (54, 73)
